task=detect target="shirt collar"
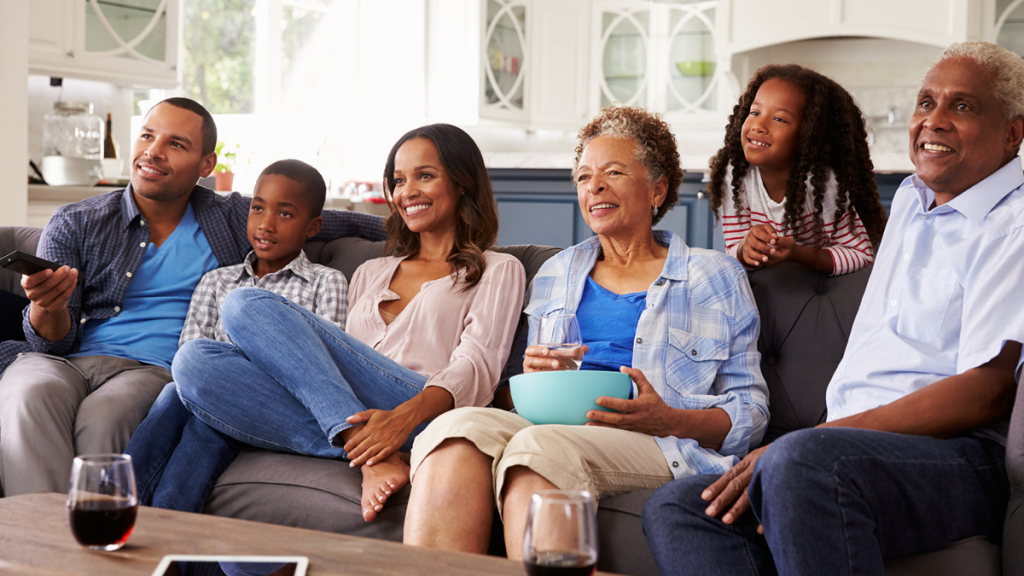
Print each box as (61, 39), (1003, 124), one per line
(120, 183), (216, 230)
(119, 184), (143, 230)
(910, 157), (1024, 225)
(657, 229), (688, 282)
(239, 249), (316, 283)
(577, 230), (687, 282)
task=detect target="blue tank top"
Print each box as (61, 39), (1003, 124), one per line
(576, 276), (646, 373)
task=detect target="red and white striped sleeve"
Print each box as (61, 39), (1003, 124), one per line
(822, 209), (874, 276)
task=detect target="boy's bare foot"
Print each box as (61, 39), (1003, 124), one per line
(360, 452), (409, 522)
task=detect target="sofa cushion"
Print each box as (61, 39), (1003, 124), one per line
(747, 262), (870, 444)
(205, 448), (409, 542)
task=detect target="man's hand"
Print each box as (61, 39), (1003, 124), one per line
(22, 266), (77, 342)
(585, 367), (677, 437)
(344, 407), (417, 467)
(701, 444), (770, 532)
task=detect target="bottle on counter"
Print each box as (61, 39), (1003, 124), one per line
(103, 113), (119, 159)
(42, 102), (103, 186)
(102, 112), (123, 181)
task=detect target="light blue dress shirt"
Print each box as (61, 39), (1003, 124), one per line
(826, 158), (1024, 444)
(524, 230), (770, 478)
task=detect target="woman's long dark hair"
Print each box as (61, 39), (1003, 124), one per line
(707, 64), (887, 248)
(382, 123), (499, 289)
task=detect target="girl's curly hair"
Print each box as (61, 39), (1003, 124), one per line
(573, 106), (683, 225)
(707, 64), (887, 248)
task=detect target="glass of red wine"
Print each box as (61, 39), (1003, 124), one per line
(66, 454), (138, 551)
(522, 490), (598, 576)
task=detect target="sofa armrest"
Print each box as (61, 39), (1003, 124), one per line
(0, 227), (43, 298)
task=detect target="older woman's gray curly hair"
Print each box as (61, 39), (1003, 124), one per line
(573, 106), (683, 225)
(932, 41), (1024, 120)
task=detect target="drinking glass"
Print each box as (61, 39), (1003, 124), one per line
(522, 490), (598, 576)
(531, 313), (584, 370)
(66, 454), (138, 551)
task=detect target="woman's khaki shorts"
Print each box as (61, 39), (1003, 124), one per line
(410, 407), (676, 515)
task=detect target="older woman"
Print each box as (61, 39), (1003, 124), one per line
(402, 107), (770, 557)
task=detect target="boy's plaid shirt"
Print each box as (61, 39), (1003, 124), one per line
(179, 250), (347, 345)
(523, 231), (769, 478)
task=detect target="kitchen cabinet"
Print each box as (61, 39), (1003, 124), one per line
(490, 169), (719, 251)
(591, 0), (728, 126)
(427, 0), (590, 130)
(725, 0), (983, 53)
(29, 0), (179, 88)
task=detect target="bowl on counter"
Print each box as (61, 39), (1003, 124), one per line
(510, 370), (631, 426)
(675, 61), (716, 77)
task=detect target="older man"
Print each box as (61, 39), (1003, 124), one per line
(643, 41), (1024, 575)
(0, 98), (385, 497)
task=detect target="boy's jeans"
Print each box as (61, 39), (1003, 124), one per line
(642, 427), (1009, 576)
(172, 287), (429, 460)
(124, 382), (239, 513)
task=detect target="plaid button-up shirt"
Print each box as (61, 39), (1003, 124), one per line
(179, 250), (348, 345)
(7, 185), (383, 370)
(523, 230), (769, 477)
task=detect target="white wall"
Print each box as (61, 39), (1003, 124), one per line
(1, 0), (29, 225)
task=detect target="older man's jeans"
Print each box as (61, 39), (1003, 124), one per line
(171, 287), (428, 460)
(643, 428), (1009, 576)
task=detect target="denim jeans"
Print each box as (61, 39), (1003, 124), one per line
(124, 382), (239, 513)
(642, 427), (1009, 576)
(172, 287), (428, 460)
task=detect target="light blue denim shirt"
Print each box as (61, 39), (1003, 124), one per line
(826, 158), (1024, 444)
(524, 230), (769, 478)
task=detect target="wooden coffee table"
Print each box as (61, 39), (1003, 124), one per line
(0, 493), (616, 575)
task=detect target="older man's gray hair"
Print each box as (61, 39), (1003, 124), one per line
(933, 41), (1024, 120)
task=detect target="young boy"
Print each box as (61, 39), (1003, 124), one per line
(124, 159), (348, 513)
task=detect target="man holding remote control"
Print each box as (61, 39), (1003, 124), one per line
(0, 98), (385, 497)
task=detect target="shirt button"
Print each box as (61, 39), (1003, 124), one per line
(636, 337), (643, 344)
(655, 280), (665, 286)
(114, 306), (121, 313)
(126, 272), (133, 278)
(79, 317), (87, 324)
(140, 219), (146, 226)
(903, 254), (909, 261)
(672, 461), (679, 468)
(890, 299), (897, 306)
(140, 242), (147, 248)
(691, 349), (698, 356)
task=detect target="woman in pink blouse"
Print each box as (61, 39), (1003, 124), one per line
(172, 124), (525, 522)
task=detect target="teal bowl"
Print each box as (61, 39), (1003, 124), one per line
(509, 370), (631, 426)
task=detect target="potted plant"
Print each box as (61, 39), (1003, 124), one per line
(214, 141), (240, 191)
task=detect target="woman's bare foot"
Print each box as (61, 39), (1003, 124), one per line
(360, 452), (410, 522)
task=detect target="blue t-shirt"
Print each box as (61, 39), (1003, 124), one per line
(71, 204), (220, 369)
(577, 276), (646, 373)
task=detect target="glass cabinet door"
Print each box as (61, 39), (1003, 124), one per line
(84, 0), (169, 63)
(995, 0), (1024, 56)
(665, 2), (718, 114)
(598, 8), (649, 108)
(483, 0), (527, 114)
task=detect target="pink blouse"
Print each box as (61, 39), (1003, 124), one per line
(345, 251), (526, 409)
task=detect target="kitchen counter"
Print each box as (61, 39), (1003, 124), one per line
(482, 151), (916, 173)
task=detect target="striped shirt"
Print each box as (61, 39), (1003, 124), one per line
(179, 250), (348, 345)
(524, 231), (769, 478)
(720, 167), (874, 276)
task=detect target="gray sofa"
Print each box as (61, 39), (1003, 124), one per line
(1, 228), (1019, 575)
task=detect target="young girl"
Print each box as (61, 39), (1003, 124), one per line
(708, 64), (887, 276)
